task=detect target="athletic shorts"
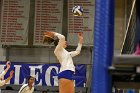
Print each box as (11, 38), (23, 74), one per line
(58, 70), (74, 80)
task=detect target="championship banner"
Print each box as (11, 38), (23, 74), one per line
(33, 0), (63, 45)
(67, 0), (95, 45)
(0, 62), (86, 87)
(0, 0), (30, 45)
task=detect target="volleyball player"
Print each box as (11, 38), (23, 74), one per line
(0, 61), (14, 86)
(43, 31), (83, 93)
(0, 61), (14, 93)
(18, 76), (34, 93)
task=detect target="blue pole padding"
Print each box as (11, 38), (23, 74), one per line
(91, 0), (114, 93)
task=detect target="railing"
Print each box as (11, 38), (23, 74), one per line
(121, 0), (137, 54)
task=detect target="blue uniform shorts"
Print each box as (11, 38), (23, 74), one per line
(58, 70), (74, 80)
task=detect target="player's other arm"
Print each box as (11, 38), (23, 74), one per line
(5, 70), (14, 83)
(0, 70), (14, 86)
(54, 32), (65, 52)
(69, 33), (83, 57)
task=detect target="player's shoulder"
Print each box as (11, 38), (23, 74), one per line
(22, 84), (28, 87)
(21, 84), (28, 89)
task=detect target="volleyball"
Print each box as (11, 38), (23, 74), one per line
(72, 6), (83, 16)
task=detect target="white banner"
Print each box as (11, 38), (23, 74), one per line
(67, 0), (95, 46)
(0, 0), (30, 45)
(34, 0), (63, 45)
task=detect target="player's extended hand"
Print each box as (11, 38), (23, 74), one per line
(6, 61), (11, 69)
(43, 31), (55, 44)
(78, 32), (83, 44)
(44, 31), (55, 38)
(9, 70), (14, 78)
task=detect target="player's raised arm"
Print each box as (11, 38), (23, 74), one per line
(54, 32), (66, 50)
(0, 61), (11, 78)
(69, 33), (83, 57)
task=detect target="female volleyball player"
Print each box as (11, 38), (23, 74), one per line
(18, 76), (34, 93)
(0, 61), (14, 86)
(43, 31), (83, 93)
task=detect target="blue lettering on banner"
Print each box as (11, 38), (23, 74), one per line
(0, 62), (86, 87)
